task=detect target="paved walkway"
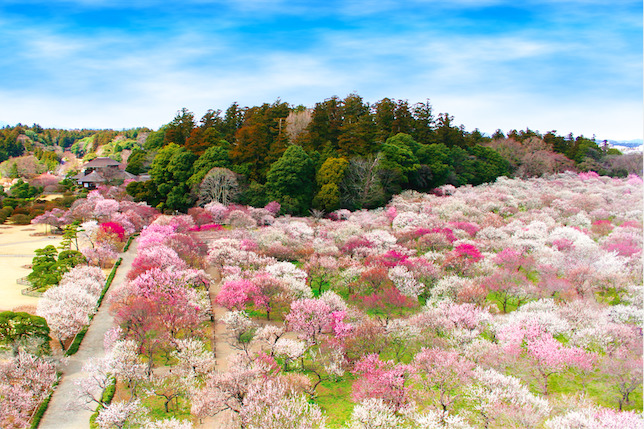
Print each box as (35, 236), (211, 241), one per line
(38, 240), (138, 429)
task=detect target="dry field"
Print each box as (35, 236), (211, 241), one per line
(0, 224), (62, 312)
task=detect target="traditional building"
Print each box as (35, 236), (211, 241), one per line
(72, 157), (140, 189)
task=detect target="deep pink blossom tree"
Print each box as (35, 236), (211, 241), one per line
(216, 279), (258, 311)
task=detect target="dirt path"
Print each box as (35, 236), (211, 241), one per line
(196, 266), (239, 428)
(38, 240), (138, 429)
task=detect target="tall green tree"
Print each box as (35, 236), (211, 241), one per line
(188, 144), (231, 186)
(298, 96), (342, 152)
(338, 93), (376, 156)
(164, 108), (195, 147)
(313, 157), (349, 211)
(265, 145), (315, 215)
(149, 143), (197, 211)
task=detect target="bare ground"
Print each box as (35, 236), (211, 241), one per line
(0, 224), (62, 311)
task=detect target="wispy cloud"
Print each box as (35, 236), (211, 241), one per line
(0, 0), (640, 139)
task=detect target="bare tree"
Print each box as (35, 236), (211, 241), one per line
(286, 109), (312, 142)
(339, 154), (386, 209)
(198, 167), (239, 206)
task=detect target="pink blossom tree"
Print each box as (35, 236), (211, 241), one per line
(413, 348), (475, 412)
(352, 354), (414, 413)
(216, 279), (257, 311)
(525, 333), (594, 395)
(285, 298), (333, 344)
(0, 352), (58, 429)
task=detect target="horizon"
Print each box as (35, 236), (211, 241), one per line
(0, 1), (641, 141)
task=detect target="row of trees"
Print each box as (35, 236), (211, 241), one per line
(1, 95), (638, 217)
(122, 95), (633, 215)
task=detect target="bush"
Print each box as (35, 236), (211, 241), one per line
(0, 206), (13, 223)
(10, 213), (31, 224)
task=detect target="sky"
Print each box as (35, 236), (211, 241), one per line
(0, 0), (641, 141)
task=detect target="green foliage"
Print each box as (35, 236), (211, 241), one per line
(38, 150), (59, 171)
(59, 222), (80, 251)
(188, 144), (231, 186)
(316, 157), (349, 186)
(126, 180), (162, 208)
(9, 213), (31, 224)
(379, 142), (420, 184)
(27, 245), (86, 289)
(124, 147), (148, 175)
(265, 145), (315, 215)
(313, 183), (341, 212)
(9, 179), (42, 199)
(0, 206), (13, 223)
(145, 126), (168, 150)
(64, 325), (89, 356)
(416, 143), (451, 188)
(164, 108), (195, 147)
(384, 133), (422, 155)
(239, 181), (267, 207)
(27, 245), (60, 289)
(0, 311), (51, 355)
(149, 143), (197, 211)
(56, 250), (87, 271)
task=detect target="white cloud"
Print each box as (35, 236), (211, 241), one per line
(0, 1), (639, 140)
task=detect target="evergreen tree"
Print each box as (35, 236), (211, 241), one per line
(265, 145), (315, 215)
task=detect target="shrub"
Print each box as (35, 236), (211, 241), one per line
(10, 213), (32, 225)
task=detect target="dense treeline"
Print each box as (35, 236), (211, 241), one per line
(124, 94), (627, 214)
(0, 94), (636, 215)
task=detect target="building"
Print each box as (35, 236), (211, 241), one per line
(72, 157), (140, 189)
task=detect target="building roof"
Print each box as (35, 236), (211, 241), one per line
(79, 171), (106, 183)
(83, 157), (121, 168)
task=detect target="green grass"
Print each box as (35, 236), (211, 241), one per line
(314, 376), (355, 428)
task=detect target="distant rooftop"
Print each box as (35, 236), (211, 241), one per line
(83, 157), (121, 168)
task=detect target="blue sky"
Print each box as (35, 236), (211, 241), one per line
(0, 0), (641, 140)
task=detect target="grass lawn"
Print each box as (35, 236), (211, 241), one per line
(314, 376), (355, 428)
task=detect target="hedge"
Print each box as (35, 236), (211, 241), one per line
(29, 374), (60, 429)
(89, 376), (117, 429)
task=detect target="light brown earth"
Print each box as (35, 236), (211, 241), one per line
(0, 224), (62, 312)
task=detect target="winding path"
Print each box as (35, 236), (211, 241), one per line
(38, 241), (138, 429)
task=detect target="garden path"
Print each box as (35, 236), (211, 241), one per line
(196, 267), (238, 428)
(38, 241), (138, 429)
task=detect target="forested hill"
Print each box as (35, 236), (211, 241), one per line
(1, 94), (640, 215)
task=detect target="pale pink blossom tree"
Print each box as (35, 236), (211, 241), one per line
(285, 298), (333, 344)
(37, 281), (98, 347)
(0, 352), (58, 429)
(413, 347), (475, 413)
